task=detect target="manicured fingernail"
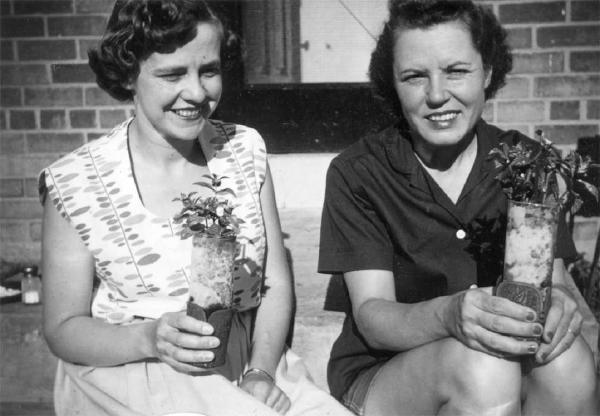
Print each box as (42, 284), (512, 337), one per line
(533, 325), (543, 335)
(546, 331), (554, 341)
(526, 312), (535, 321)
(528, 344), (538, 353)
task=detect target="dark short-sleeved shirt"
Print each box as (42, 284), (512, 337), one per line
(317, 120), (576, 400)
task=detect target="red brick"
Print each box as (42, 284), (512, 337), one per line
(506, 28), (532, 49)
(534, 124), (599, 145)
(0, 17), (45, 38)
(9, 110), (36, 130)
(69, 109), (96, 128)
(572, 1), (600, 22)
(48, 16), (107, 36)
(29, 221), (41, 241)
(17, 40), (77, 61)
(79, 38), (101, 59)
(13, 0), (72, 14)
(550, 101), (580, 120)
(0, 155), (59, 178)
(512, 52), (564, 74)
(0, 132), (25, 154)
(1, 88), (22, 107)
(1, 40), (14, 61)
(499, 2), (565, 24)
(75, 0), (114, 14)
(538, 25), (600, 47)
(0, 64), (49, 85)
(25, 87), (83, 107)
(587, 100), (600, 119)
(24, 178), (39, 197)
(495, 77), (530, 99)
(534, 75), (600, 97)
(571, 51), (600, 72)
(99, 109), (127, 128)
(497, 101), (545, 122)
(0, 200), (43, 219)
(27, 132), (84, 153)
(40, 110), (66, 129)
(0, 223), (29, 242)
(51, 63), (95, 83)
(0, 1), (10, 15)
(0, 179), (24, 197)
(85, 86), (123, 106)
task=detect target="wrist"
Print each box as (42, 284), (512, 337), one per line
(243, 367), (274, 384)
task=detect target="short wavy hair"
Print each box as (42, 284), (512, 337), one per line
(369, 0), (512, 120)
(89, 0), (237, 102)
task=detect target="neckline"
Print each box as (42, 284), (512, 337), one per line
(123, 118), (216, 222)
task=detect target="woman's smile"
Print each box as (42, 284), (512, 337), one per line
(425, 111), (461, 128)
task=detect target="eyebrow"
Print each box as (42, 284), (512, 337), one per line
(152, 59), (221, 74)
(397, 60), (473, 74)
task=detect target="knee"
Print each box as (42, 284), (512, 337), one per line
(531, 337), (598, 403)
(439, 338), (521, 404)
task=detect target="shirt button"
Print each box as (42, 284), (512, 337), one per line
(456, 229), (466, 239)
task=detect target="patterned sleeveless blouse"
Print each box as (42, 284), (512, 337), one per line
(39, 119), (267, 324)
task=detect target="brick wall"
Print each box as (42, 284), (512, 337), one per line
(1, 0), (599, 264)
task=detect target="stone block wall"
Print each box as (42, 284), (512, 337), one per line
(1, 0), (599, 264)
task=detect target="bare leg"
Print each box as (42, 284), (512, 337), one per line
(523, 336), (598, 416)
(363, 338), (522, 416)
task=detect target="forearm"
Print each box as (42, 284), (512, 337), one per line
(44, 316), (156, 367)
(248, 276), (293, 376)
(356, 296), (454, 351)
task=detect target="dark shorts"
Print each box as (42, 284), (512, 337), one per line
(341, 362), (385, 416)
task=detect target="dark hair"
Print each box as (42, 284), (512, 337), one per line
(369, 0), (512, 119)
(89, 0), (235, 101)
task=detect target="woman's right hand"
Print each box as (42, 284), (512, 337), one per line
(445, 286), (543, 357)
(150, 311), (220, 372)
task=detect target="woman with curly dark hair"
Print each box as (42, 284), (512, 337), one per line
(318, 1), (598, 415)
(39, 1), (351, 415)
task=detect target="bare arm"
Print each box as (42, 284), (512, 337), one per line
(42, 198), (217, 369)
(239, 164), (292, 413)
(346, 269), (543, 356)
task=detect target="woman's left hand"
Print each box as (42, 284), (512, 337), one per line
(535, 285), (583, 364)
(240, 371), (291, 414)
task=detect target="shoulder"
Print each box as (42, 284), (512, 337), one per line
(478, 120), (537, 149)
(330, 124), (401, 175)
(209, 120), (265, 150)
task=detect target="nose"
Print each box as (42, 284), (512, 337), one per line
(180, 75), (207, 103)
(426, 75), (449, 106)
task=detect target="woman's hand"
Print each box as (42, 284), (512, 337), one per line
(446, 286), (543, 357)
(535, 285), (583, 364)
(240, 370), (291, 415)
(151, 311), (220, 373)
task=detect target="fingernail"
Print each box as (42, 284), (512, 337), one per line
(528, 344), (538, 353)
(210, 338), (220, 348)
(533, 325), (543, 335)
(546, 331), (554, 342)
(526, 312), (535, 322)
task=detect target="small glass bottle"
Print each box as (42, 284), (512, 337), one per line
(21, 266), (42, 305)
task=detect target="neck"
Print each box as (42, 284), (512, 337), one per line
(128, 118), (209, 167)
(412, 131), (477, 172)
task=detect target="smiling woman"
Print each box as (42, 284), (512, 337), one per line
(37, 1), (352, 415)
(318, 1), (598, 415)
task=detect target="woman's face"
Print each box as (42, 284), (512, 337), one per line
(392, 20), (491, 151)
(129, 22), (222, 142)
